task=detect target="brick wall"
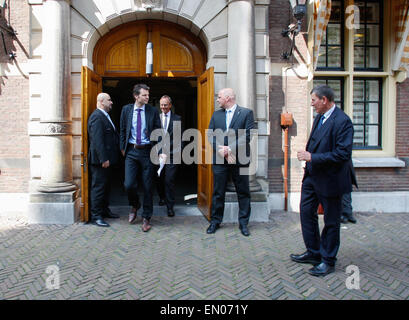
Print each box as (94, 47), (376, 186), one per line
(268, 0), (309, 193)
(0, 1), (30, 193)
(268, 0), (409, 194)
(354, 79), (409, 192)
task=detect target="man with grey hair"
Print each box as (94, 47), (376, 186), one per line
(291, 85), (354, 276)
(206, 88), (254, 237)
(88, 93), (120, 227)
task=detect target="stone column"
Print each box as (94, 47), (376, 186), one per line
(227, 0), (261, 192)
(29, 0), (79, 224)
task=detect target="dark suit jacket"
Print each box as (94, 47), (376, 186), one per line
(208, 105), (254, 166)
(87, 108), (120, 166)
(119, 103), (161, 153)
(158, 112), (183, 161)
(304, 106), (354, 197)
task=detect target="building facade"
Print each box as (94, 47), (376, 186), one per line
(0, 0), (408, 224)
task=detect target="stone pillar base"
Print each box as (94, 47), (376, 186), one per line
(27, 190), (80, 224)
(223, 191), (269, 223)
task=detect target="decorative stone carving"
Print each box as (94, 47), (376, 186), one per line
(40, 122), (73, 136)
(135, 0), (163, 10)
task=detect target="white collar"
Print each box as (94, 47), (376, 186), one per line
(134, 103), (145, 111)
(322, 104), (336, 120)
(225, 104), (237, 113)
(97, 107), (109, 117)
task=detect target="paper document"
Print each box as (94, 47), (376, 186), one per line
(157, 155), (166, 176)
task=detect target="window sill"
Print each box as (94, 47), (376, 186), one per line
(352, 157), (406, 168)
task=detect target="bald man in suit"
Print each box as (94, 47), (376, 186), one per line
(88, 93), (120, 227)
(206, 88), (255, 237)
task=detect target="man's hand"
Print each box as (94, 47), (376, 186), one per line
(297, 150), (311, 162)
(218, 145), (230, 158)
(102, 160), (110, 168)
(121, 150), (125, 157)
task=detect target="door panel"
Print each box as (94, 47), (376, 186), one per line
(197, 67), (214, 220)
(81, 66), (102, 222)
(93, 20), (206, 77)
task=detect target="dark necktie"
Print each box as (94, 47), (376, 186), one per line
(317, 115), (325, 130)
(226, 110), (232, 129)
(163, 114), (168, 132)
(136, 108), (142, 145)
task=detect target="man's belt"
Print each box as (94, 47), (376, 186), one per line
(128, 143), (151, 149)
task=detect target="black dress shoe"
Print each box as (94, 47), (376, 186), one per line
(159, 199), (165, 206)
(206, 223), (220, 234)
(239, 225), (250, 237)
(340, 215), (349, 224)
(347, 215), (357, 224)
(92, 219), (110, 227)
(167, 208), (175, 217)
(308, 262), (335, 277)
(104, 209), (120, 219)
(290, 251), (321, 264)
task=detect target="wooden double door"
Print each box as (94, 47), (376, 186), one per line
(81, 20), (214, 222)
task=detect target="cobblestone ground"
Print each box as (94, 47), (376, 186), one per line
(0, 210), (408, 300)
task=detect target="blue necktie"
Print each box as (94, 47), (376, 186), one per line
(226, 110), (232, 129)
(317, 115), (325, 130)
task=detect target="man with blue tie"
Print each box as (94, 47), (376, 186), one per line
(120, 84), (161, 232)
(291, 85), (354, 276)
(206, 88), (255, 237)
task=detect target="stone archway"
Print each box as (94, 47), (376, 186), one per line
(80, 19), (209, 221)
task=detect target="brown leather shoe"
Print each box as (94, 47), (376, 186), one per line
(128, 205), (140, 224)
(128, 210), (137, 224)
(142, 218), (152, 232)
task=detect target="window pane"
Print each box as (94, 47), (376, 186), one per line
(367, 47), (380, 68)
(330, 0), (342, 22)
(354, 27), (365, 45)
(314, 80), (327, 87)
(353, 103), (364, 124)
(366, 80), (379, 100)
(317, 0), (343, 70)
(317, 46), (327, 68)
(353, 78), (382, 148)
(366, 103), (379, 124)
(327, 24), (341, 44)
(366, 25), (379, 45)
(365, 125), (379, 146)
(354, 80), (365, 101)
(313, 78), (344, 110)
(356, 1), (366, 19)
(366, 1), (380, 23)
(353, 125), (364, 146)
(327, 46), (342, 68)
(327, 80), (342, 101)
(354, 47), (365, 69)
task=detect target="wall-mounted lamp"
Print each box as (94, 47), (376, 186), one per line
(146, 41), (153, 75)
(281, 0), (307, 60)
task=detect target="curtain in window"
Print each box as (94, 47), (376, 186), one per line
(312, 0), (332, 70)
(392, 0), (409, 71)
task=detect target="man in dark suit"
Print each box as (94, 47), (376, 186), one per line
(206, 88), (255, 237)
(291, 85), (354, 276)
(88, 93), (120, 227)
(155, 95), (182, 217)
(120, 84), (161, 232)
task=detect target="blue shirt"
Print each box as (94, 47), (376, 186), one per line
(129, 104), (150, 145)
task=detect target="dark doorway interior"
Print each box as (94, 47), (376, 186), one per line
(102, 77), (198, 207)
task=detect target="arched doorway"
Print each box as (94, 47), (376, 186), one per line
(81, 20), (213, 222)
